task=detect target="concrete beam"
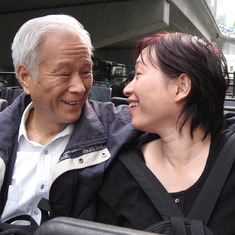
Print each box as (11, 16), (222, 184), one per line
(169, 0), (220, 41)
(88, 0), (170, 48)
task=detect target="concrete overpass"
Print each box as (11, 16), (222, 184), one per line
(0, 0), (234, 73)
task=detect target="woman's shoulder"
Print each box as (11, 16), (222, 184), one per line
(211, 130), (235, 153)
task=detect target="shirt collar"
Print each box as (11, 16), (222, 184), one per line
(18, 102), (75, 143)
(18, 102), (34, 142)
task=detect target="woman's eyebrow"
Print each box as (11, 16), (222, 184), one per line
(135, 59), (147, 69)
(135, 60), (144, 66)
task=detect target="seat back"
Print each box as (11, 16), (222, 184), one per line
(1, 87), (24, 104)
(34, 217), (155, 235)
(11, 88), (24, 104)
(224, 98), (235, 111)
(0, 99), (8, 111)
(1, 87), (13, 103)
(89, 86), (112, 102)
(111, 96), (128, 106)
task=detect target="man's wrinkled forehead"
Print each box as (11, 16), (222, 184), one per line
(42, 29), (90, 52)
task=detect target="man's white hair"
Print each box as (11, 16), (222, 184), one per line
(11, 14), (93, 82)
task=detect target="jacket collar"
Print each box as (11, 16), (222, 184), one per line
(65, 101), (107, 150)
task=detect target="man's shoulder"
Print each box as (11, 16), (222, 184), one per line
(87, 100), (130, 121)
(0, 93), (28, 121)
(0, 93), (30, 117)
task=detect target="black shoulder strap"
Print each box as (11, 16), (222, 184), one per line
(119, 148), (183, 220)
(188, 132), (235, 224)
(38, 198), (52, 223)
(119, 131), (235, 224)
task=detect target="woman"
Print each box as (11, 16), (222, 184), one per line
(96, 32), (235, 234)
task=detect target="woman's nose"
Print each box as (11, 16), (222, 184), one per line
(123, 79), (134, 97)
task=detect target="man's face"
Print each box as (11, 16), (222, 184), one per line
(22, 31), (93, 126)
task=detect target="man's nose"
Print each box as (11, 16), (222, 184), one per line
(68, 74), (86, 94)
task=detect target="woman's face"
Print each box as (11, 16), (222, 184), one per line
(124, 47), (180, 134)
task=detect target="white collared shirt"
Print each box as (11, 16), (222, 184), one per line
(1, 102), (74, 224)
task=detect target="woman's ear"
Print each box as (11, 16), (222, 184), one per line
(175, 74), (191, 102)
(17, 65), (32, 95)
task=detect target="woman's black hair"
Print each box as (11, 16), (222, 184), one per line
(135, 32), (229, 138)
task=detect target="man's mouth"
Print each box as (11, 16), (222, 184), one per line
(62, 100), (79, 105)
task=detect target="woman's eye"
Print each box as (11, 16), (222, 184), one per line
(135, 72), (141, 78)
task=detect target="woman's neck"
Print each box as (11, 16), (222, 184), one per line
(141, 127), (211, 192)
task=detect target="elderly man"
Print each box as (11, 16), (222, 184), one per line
(0, 14), (138, 228)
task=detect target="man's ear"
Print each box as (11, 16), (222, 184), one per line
(175, 74), (191, 102)
(17, 65), (32, 95)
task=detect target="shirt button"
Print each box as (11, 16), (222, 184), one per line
(78, 158), (84, 163)
(44, 150), (48, 155)
(34, 211), (38, 215)
(175, 198), (180, 204)
(40, 184), (44, 190)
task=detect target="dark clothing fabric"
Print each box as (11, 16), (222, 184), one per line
(96, 131), (235, 235)
(0, 93), (140, 221)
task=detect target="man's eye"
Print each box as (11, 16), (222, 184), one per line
(81, 71), (92, 76)
(59, 74), (70, 77)
(84, 71), (92, 74)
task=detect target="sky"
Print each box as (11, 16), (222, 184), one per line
(217, 0), (235, 26)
